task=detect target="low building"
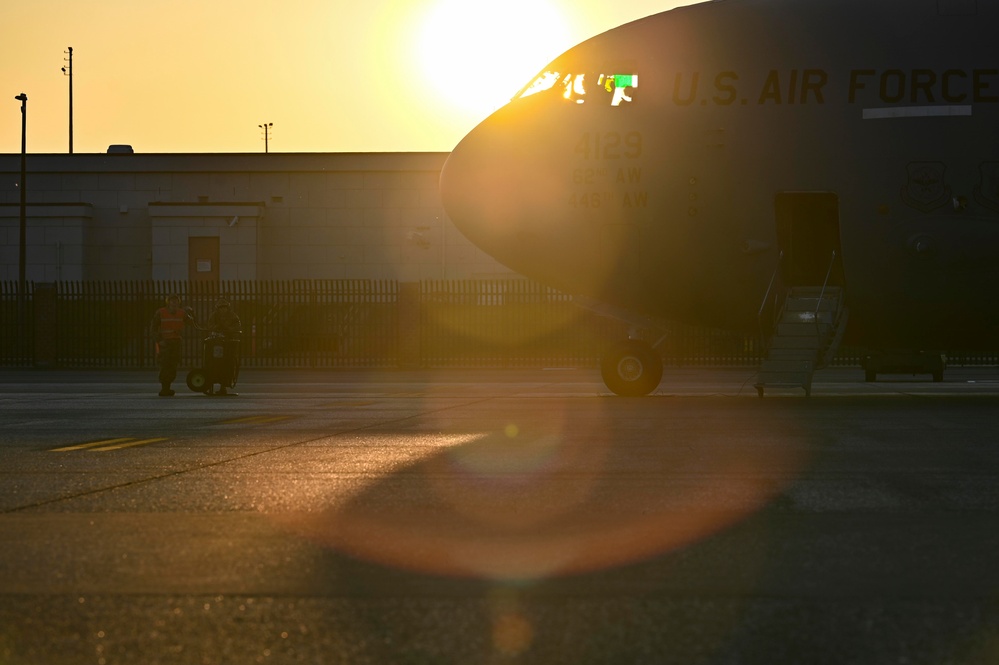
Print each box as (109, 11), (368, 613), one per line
(0, 151), (511, 283)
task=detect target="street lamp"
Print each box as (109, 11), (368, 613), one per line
(61, 47), (73, 153)
(258, 122), (273, 153)
(15, 93), (27, 339)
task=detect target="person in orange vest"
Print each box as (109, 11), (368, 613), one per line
(150, 294), (195, 396)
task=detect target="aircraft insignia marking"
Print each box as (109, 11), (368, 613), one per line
(901, 162), (951, 212)
(974, 163), (999, 214)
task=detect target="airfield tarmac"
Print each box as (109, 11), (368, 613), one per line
(1, 366), (998, 664)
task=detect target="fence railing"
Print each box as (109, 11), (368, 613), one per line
(3, 279), (996, 370)
(420, 280), (624, 367)
(0, 281), (33, 367)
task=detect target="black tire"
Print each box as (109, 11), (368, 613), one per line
(186, 369), (209, 393)
(932, 369), (944, 382)
(865, 368), (876, 382)
(600, 340), (663, 396)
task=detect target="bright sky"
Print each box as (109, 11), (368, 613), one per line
(0, 0), (689, 154)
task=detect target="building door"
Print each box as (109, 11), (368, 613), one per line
(774, 192), (843, 287)
(188, 236), (220, 284)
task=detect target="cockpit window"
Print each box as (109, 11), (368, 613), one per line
(519, 70), (638, 106)
(519, 71), (564, 98)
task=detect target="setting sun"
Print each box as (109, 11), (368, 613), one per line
(0, 0), (679, 153)
(417, 0), (571, 117)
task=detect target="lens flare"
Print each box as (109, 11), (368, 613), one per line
(278, 399), (810, 581)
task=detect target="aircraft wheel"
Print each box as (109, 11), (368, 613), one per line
(600, 340), (663, 396)
(186, 369), (209, 393)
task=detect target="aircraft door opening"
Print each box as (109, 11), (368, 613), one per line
(774, 193), (843, 287)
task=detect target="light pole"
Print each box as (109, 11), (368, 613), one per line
(258, 122), (273, 153)
(62, 47), (73, 153)
(15, 93), (27, 337)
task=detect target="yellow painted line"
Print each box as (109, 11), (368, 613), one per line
(249, 416), (292, 424)
(223, 415), (267, 424)
(223, 415), (293, 425)
(50, 438), (134, 452)
(91, 437), (168, 451)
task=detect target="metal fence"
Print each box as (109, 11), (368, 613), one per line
(420, 280), (623, 367)
(1, 280), (400, 370)
(3, 279), (996, 370)
(0, 281), (33, 367)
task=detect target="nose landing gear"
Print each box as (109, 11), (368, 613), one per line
(600, 339), (663, 396)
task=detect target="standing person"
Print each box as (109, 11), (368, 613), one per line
(206, 298), (242, 396)
(150, 294), (194, 396)
(208, 297), (241, 338)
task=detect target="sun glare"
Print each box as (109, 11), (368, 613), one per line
(418, 0), (570, 117)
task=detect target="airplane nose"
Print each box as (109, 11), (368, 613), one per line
(440, 114), (569, 275)
(438, 140), (476, 241)
(439, 131), (509, 252)
(440, 111), (649, 303)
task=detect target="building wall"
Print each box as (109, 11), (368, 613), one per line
(149, 203), (262, 281)
(0, 204), (91, 281)
(0, 152), (512, 282)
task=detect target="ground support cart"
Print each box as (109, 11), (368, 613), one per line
(186, 333), (240, 395)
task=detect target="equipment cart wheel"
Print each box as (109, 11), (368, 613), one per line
(186, 368), (209, 393)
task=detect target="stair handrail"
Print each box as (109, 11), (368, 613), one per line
(813, 249), (839, 338)
(757, 250), (785, 350)
(812, 249), (839, 350)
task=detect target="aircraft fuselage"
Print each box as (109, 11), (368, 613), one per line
(441, 0), (999, 353)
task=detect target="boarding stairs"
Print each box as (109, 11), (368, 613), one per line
(754, 252), (848, 397)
